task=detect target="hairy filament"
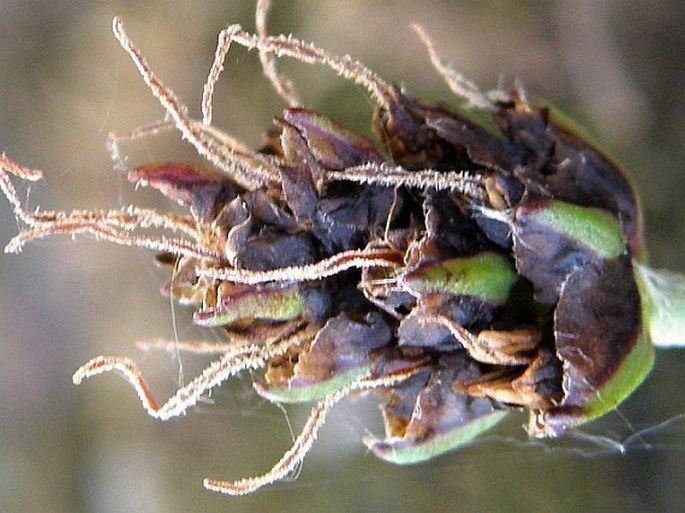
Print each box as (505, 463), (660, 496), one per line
(73, 323), (315, 421)
(410, 24), (495, 111)
(203, 370), (417, 495)
(112, 18), (279, 190)
(327, 163), (486, 199)
(255, 0), (301, 107)
(200, 248), (402, 285)
(225, 25), (398, 111)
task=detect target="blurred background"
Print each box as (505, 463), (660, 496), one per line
(1, 1), (684, 512)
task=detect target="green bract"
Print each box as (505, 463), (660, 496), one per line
(634, 263), (685, 348)
(521, 200), (625, 261)
(193, 286), (305, 326)
(403, 252), (517, 305)
(366, 411), (508, 465)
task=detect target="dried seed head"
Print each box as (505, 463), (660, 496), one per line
(2, 2), (684, 497)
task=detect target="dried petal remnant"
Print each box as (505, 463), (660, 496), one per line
(2, 7), (684, 496)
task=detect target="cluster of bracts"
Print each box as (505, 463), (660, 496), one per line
(2, 3), (681, 496)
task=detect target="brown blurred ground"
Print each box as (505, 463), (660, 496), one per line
(1, 1), (684, 512)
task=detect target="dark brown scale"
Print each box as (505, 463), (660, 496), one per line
(494, 101), (643, 256)
(311, 182), (399, 253)
(377, 352), (497, 448)
(510, 197), (603, 305)
(374, 87), (526, 172)
(129, 162), (243, 221)
(422, 192), (500, 258)
(551, 255), (642, 409)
